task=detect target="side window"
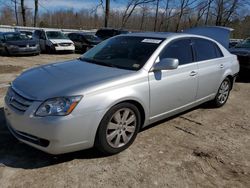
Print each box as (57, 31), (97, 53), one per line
(193, 38), (221, 61)
(160, 39), (193, 65)
(214, 43), (224, 58)
(76, 35), (82, 42)
(33, 30), (40, 39)
(69, 34), (75, 41)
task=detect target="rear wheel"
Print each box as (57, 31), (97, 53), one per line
(212, 78), (231, 107)
(95, 102), (141, 155)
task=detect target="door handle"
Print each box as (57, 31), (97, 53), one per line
(220, 64), (224, 69)
(190, 71), (197, 76)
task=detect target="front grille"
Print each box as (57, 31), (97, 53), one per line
(5, 87), (33, 113)
(18, 44), (36, 48)
(59, 43), (71, 46)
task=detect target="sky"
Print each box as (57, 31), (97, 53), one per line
(6, 0), (127, 13)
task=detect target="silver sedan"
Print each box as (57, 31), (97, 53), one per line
(4, 32), (239, 155)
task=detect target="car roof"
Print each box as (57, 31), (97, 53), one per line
(2, 32), (20, 35)
(121, 32), (180, 39)
(35, 29), (61, 32)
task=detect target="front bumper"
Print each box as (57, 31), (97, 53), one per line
(4, 95), (104, 154)
(8, 46), (40, 55)
(54, 45), (75, 52)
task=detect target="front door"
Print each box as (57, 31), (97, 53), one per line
(149, 38), (198, 120)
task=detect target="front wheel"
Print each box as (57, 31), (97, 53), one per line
(212, 78), (231, 107)
(95, 103), (141, 155)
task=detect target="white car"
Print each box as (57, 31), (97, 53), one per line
(33, 29), (75, 53)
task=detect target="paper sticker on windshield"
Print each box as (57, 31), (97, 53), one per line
(142, 39), (162, 44)
(133, 64), (140, 68)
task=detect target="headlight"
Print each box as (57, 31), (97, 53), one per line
(35, 96), (82, 117)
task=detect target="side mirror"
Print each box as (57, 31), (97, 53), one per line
(151, 58), (179, 71)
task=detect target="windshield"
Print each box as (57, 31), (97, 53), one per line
(80, 36), (163, 70)
(4, 33), (29, 41)
(235, 38), (250, 48)
(46, 31), (68, 39)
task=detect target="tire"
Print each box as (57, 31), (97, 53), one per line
(95, 102), (141, 155)
(212, 77), (231, 107)
(46, 46), (54, 54)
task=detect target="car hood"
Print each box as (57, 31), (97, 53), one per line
(230, 48), (250, 56)
(49, 39), (73, 44)
(12, 59), (134, 101)
(6, 39), (38, 46)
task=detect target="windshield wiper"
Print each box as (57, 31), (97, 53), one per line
(79, 57), (119, 68)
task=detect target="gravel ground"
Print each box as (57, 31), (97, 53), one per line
(0, 54), (249, 188)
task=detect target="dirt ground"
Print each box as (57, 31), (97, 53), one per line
(0, 54), (249, 188)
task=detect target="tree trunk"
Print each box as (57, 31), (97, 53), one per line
(153, 0), (160, 31)
(205, 0), (212, 25)
(34, 0), (38, 27)
(14, 0), (19, 25)
(21, 0), (26, 26)
(105, 0), (110, 27)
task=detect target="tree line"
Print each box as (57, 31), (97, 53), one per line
(0, 0), (250, 38)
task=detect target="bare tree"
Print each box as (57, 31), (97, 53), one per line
(11, 0), (19, 25)
(139, 4), (149, 30)
(105, 0), (110, 27)
(153, 0), (160, 31)
(34, 0), (38, 27)
(204, 0), (213, 25)
(175, 0), (196, 31)
(121, 0), (155, 28)
(21, 0), (26, 26)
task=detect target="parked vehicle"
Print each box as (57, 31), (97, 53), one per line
(0, 32), (40, 55)
(96, 28), (129, 40)
(4, 32), (239, 155)
(230, 38), (250, 71)
(67, 32), (101, 52)
(33, 29), (75, 53)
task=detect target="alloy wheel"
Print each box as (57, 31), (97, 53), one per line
(106, 108), (137, 148)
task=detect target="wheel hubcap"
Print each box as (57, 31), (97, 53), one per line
(106, 108), (136, 148)
(217, 80), (230, 104)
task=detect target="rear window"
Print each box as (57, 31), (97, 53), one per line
(193, 38), (223, 61)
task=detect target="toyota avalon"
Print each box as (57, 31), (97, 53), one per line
(4, 32), (239, 155)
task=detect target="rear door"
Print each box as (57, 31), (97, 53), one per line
(192, 38), (225, 99)
(149, 38), (199, 119)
